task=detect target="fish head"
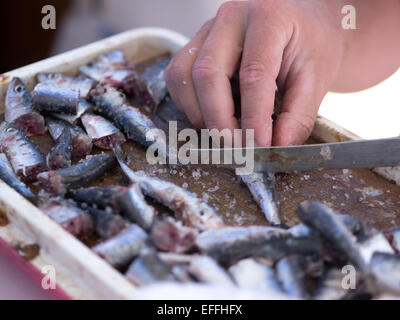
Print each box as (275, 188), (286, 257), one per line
(6, 77), (32, 108)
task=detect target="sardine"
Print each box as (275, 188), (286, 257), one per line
(38, 193), (94, 240)
(85, 206), (127, 239)
(5, 77), (46, 136)
(196, 226), (320, 265)
(92, 224), (148, 269)
(33, 75), (97, 114)
(0, 153), (35, 199)
(90, 84), (168, 158)
(0, 122), (46, 182)
(357, 229), (394, 265)
(157, 252), (235, 286)
(150, 217), (198, 253)
(132, 57), (170, 111)
(81, 113), (126, 150)
(51, 100), (92, 125)
(47, 117), (92, 157)
(125, 248), (176, 286)
(240, 172), (281, 225)
(370, 252), (400, 295)
(36, 73), (97, 97)
(46, 128), (72, 170)
(37, 154), (116, 195)
(80, 50), (137, 94)
(69, 185), (127, 210)
(116, 163), (224, 231)
(276, 255), (310, 299)
(186, 255), (235, 287)
(313, 268), (349, 300)
(228, 258), (281, 292)
(297, 201), (369, 274)
(115, 184), (156, 231)
(289, 214), (363, 237)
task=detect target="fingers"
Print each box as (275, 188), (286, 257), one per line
(192, 1), (248, 134)
(165, 19), (213, 128)
(240, 1), (290, 146)
(272, 68), (325, 146)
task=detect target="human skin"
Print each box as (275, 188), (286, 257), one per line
(165, 0), (400, 147)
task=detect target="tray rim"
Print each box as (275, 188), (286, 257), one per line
(0, 27), (399, 300)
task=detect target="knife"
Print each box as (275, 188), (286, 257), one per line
(192, 137), (400, 173)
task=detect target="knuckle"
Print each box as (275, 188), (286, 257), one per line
(239, 60), (269, 87)
(192, 56), (219, 82)
(165, 60), (186, 85)
(217, 1), (239, 19)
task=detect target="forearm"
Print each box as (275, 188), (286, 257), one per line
(331, 0), (400, 92)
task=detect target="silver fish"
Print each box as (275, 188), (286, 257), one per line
(85, 206), (127, 240)
(81, 113), (126, 150)
(90, 84), (168, 159)
(38, 193), (94, 240)
(313, 268), (349, 300)
(115, 184), (156, 231)
(0, 153), (35, 199)
(33, 74), (97, 114)
(5, 77), (46, 136)
(276, 255), (310, 299)
(125, 248), (176, 286)
(357, 229), (394, 265)
(37, 154), (116, 195)
(297, 201), (369, 274)
(196, 226), (319, 266)
(36, 73), (97, 97)
(0, 122), (46, 182)
(289, 214), (363, 237)
(47, 117), (92, 157)
(70, 185), (127, 210)
(92, 224), (148, 269)
(240, 172), (281, 225)
(132, 57), (170, 111)
(80, 50), (137, 94)
(116, 162), (224, 231)
(150, 217), (198, 253)
(186, 255), (235, 287)
(370, 252), (400, 295)
(46, 128), (72, 170)
(50, 100), (92, 125)
(228, 258), (281, 292)
(159, 253), (234, 287)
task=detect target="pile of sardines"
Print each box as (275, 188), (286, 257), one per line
(1, 49), (400, 300)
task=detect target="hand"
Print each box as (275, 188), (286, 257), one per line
(165, 0), (345, 146)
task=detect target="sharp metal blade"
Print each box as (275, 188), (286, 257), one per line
(193, 138), (400, 173)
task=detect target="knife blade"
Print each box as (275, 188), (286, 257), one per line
(192, 137), (400, 173)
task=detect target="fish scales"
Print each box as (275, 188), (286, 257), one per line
(115, 184), (156, 231)
(81, 113), (126, 150)
(116, 163), (224, 231)
(0, 153), (35, 199)
(37, 154), (116, 195)
(92, 224), (148, 269)
(5, 77), (46, 136)
(47, 117), (92, 157)
(0, 122), (46, 182)
(46, 128), (72, 170)
(296, 201), (369, 274)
